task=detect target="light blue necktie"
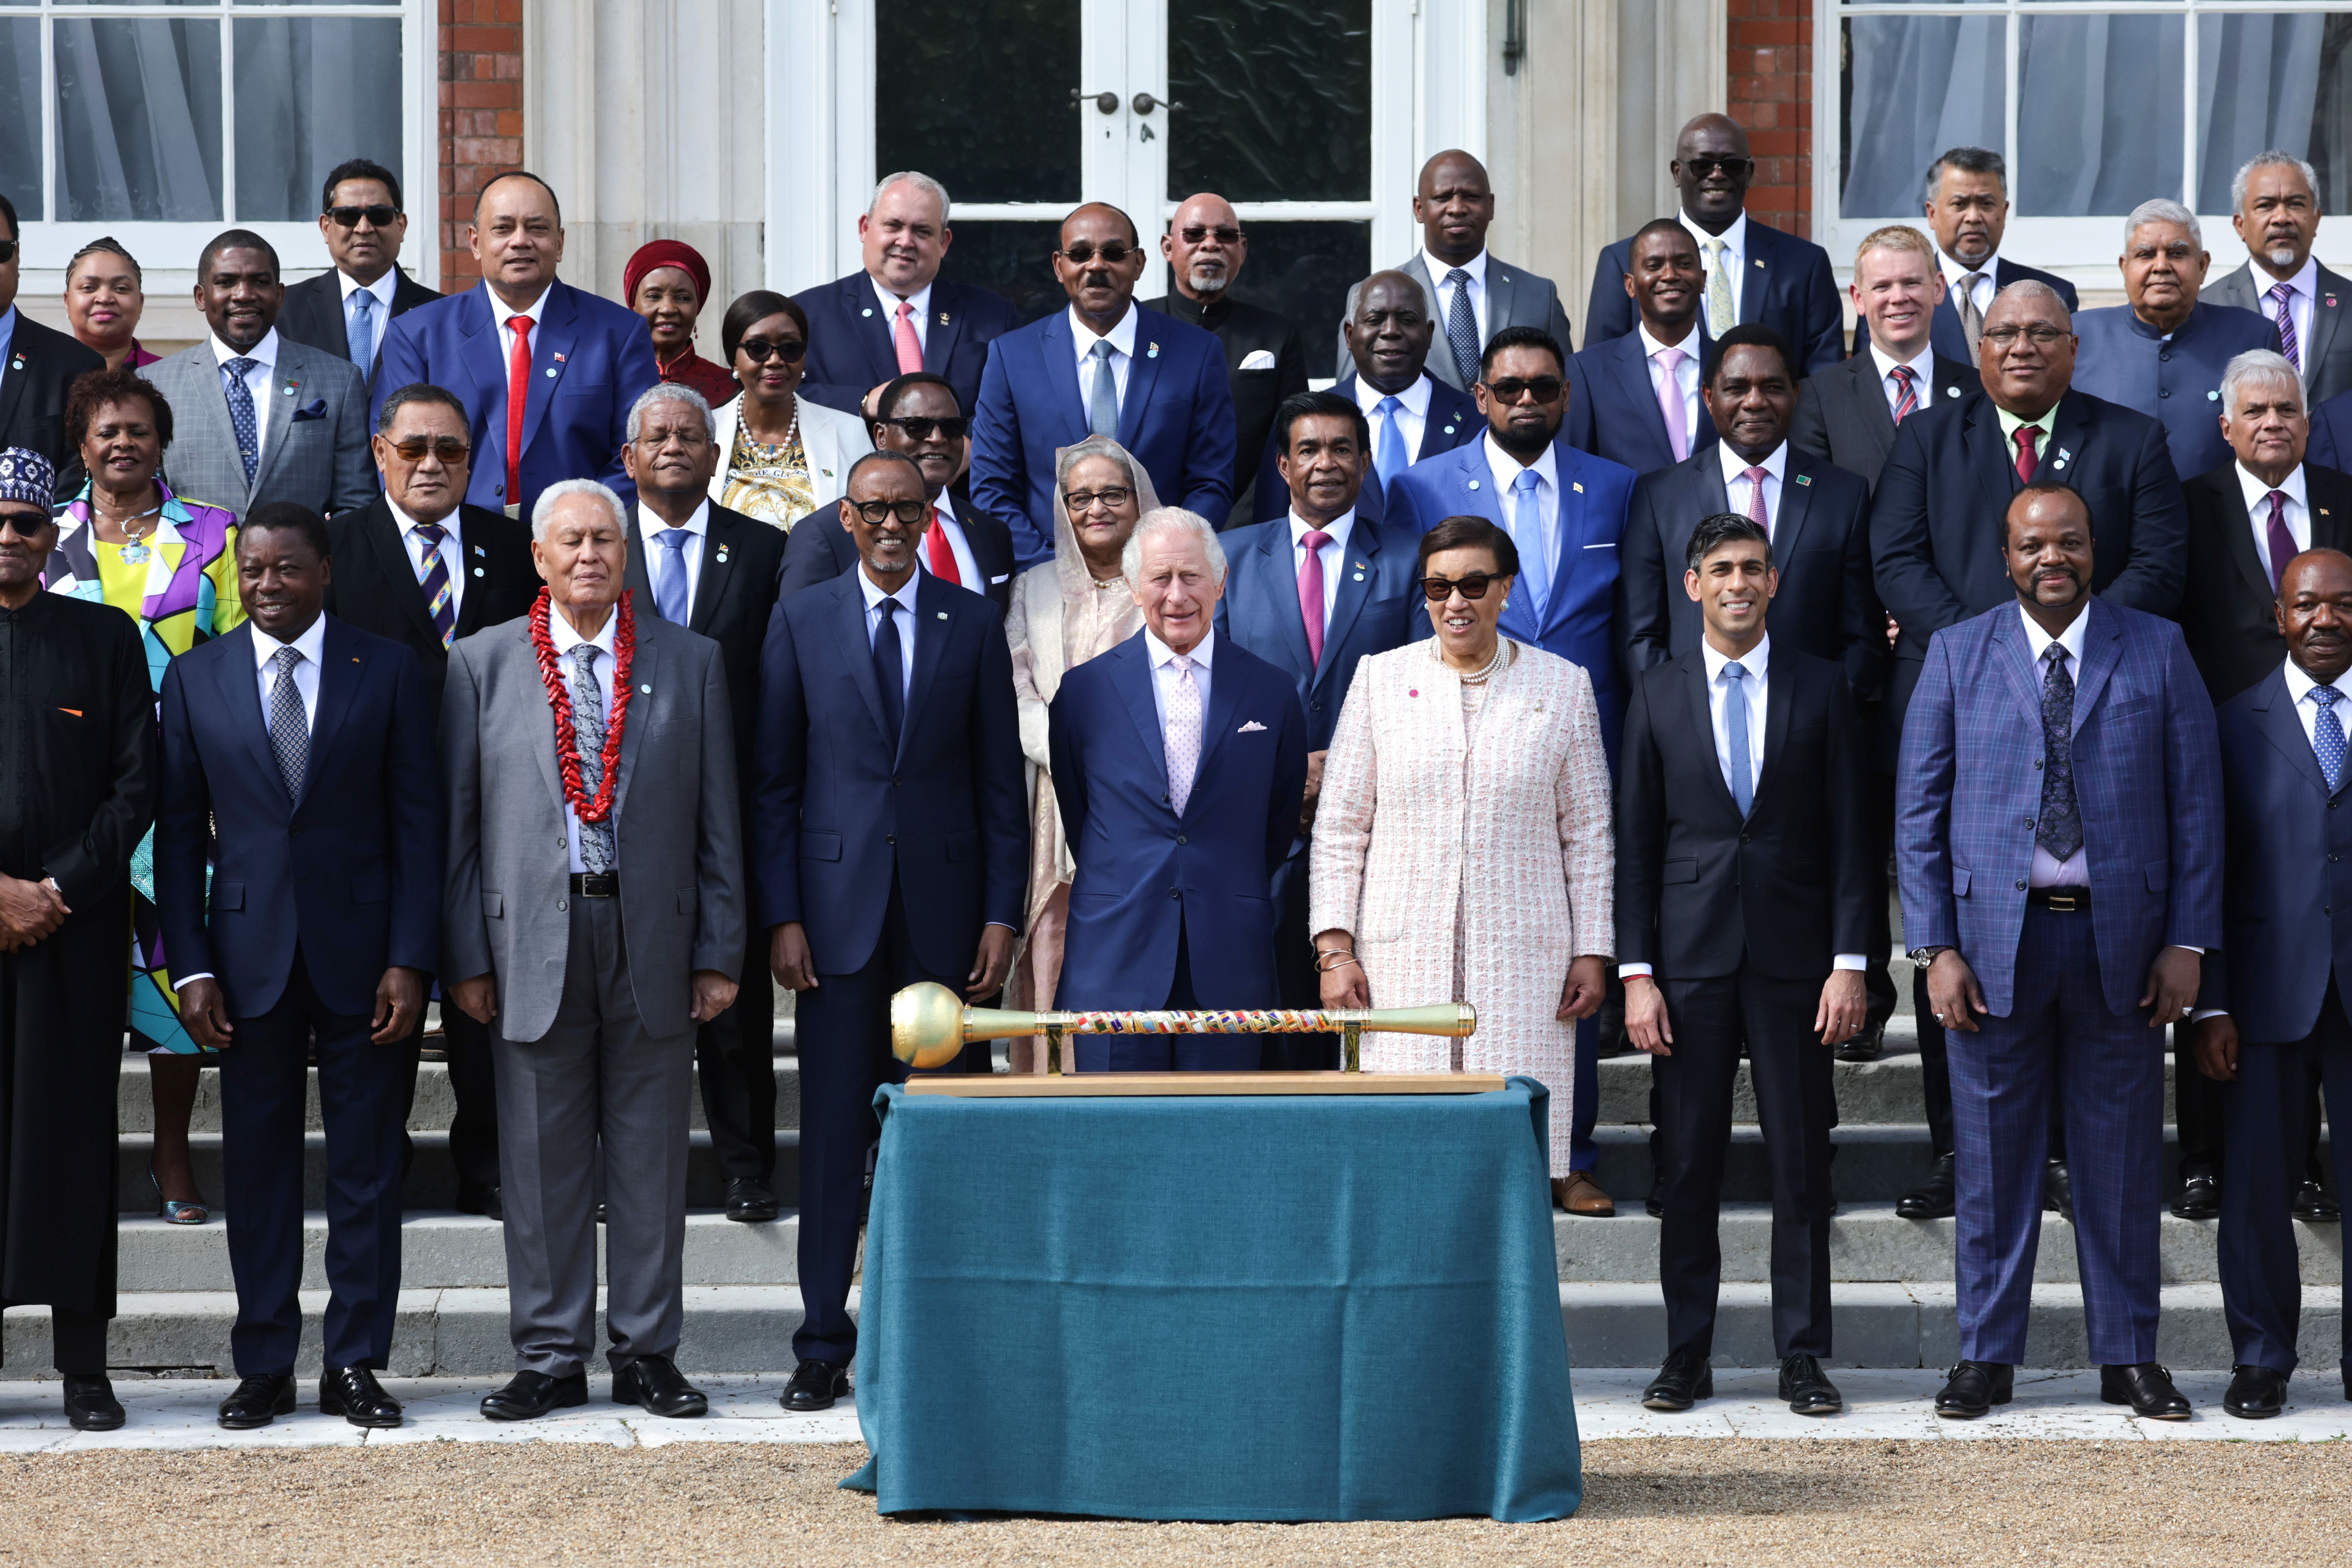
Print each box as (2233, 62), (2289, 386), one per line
(1723, 660), (1754, 816)
(1509, 467), (1548, 616)
(1087, 339), (1121, 439)
(1374, 395), (1408, 489)
(2316, 686), (2346, 794)
(347, 287), (376, 368)
(653, 529), (693, 623)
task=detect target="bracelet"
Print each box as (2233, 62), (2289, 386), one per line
(1314, 950), (1361, 973)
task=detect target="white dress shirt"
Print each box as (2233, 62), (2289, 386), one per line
(638, 499), (710, 616)
(546, 604), (621, 875)
(2281, 654), (2351, 750)
(1070, 303), (1138, 416)
(2253, 254), (2319, 363)
(1483, 432), (1559, 590)
(488, 280), (553, 366)
(872, 277), (935, 357)
(338, 268), (399, 367)
(1868, 341), (1937, 417)
(1424, 247), (1490, 349)
(920, 489), (982, 590)
(1638, 320), (1704, 443)
(2240, 461), (2312, 584)
(211, 328), (283, 466)
(1681, 211), (1748, 335)
(387, 495), (466, 613)
(1353, 372), (1432, 462)
(1716, 440), (1788, 536)
(1144, 626), (1215, 735)
(1938, 249), (2001, 321)
(857, 566), (920, 702)
(2017, 604), (2091, 888)
(1288, 510), (1357, 624)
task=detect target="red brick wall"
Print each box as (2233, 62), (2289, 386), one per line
(1728, 0), (1813, 239)
(438, 0), (524, 292)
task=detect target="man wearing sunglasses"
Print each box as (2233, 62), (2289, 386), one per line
(973, 202), (1237, 566)
(276, 159), (440, 396)
(1585, 114), (1844, 375)
(1143, 192), (1308, 521)
(0, 192), (105, 492)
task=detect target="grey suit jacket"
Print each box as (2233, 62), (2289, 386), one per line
(1330, 252), (1575, 387)
(2204, 260), (2352, 407)
(440, 610), (746, 1044)
(145, 334), (375, 517)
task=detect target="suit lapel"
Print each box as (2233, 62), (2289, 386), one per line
(1751, 642), (1795, 809)
(1187, 645), (1247, 805)
(214, 626), (285, 814)
(367, 503), (445, 648)
(622, 520), (655, 605)
(900, 575), (953, 765)
(1739, 226), (1771, 325)
(2209, 473), (2279, 606)
(1117, 313), (1170, 450)
(2069, 601), (2122, 738)
(849, 283), (898, 385)
(610, 625), (659, 819)
(518, 283), (578, 466)
(1987, 609), (2047, 733)
(1539, 448), (1597, 637)
(453, 512), (507, 637)
(1772, 453), (1818, 564)
(0, 330), (33, 437)
(1038, 313), (1089, 439)
(2252, 668), (2335, 799)
(256, 348), (303, 492)
(1255, 525), (1317, 677)
(182, 351), (251, 507)
(456, 292), (508, 477)
(690, 513), (737, 631)
(833, 575), (892, 749)
(1963, 397), (2019, 533)
(2305, 266), (2348, 378)
(2312, 468), (2352, 554)
(1681, 650), (1740, 818)
(923, 286), (969, 380)
(1601, 336), (1671, 456)
(2044, 391), (2090, 485)
(1486, 267), (1519, 334)
(301, 620), (363, 807)
(1111, 637), (1172, 797)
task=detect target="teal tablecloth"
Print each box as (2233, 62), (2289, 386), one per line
(842, 1075), (1580, 1521)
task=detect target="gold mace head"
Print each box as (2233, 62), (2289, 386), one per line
(890, 980), (970, 1069)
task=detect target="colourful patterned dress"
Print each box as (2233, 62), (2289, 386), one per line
(44, 480), (243, 1054)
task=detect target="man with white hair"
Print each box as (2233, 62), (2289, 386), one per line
(1046, 506), (1309, 1063)
(792, 170), (1020, 417)
(441, 477), (746, 1423)
(2203, 151), (2352, 407)
(2074, 198), (2282, 482)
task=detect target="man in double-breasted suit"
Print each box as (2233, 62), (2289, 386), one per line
(1897, 482), (2221, 1422)
(442, 479), (745, 1425)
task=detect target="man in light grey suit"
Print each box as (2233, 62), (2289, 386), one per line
(441, 479), (745, 1424)
(144, 230), (375, 517)
(2202, 150), (2352, 408)
(1330, 149), (1574, 388)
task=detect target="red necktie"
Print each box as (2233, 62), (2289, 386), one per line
(1889, 363), (1917, 424)
(2013, 425), (2040, 484)
(924, 509), (962, 585)
(505, 315), (533, 512)
(893, 301), (924, 374)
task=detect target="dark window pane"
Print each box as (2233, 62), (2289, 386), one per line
(1839, 16), (2005, 218)
(2017, 14), (2184, 215)
(0, 20), (39, 222)
(233, 18), (403, 221)
(54, 19), (223, 223)
(1170, 0), (1370, 203)
(935, 220), (1067, 325)
(2197, 12), (2352, 215)
(1224, 220), (1370, 358)
(875, 0), (1079, 206)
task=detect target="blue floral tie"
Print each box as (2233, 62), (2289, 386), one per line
(2036, 645), (2083, 861)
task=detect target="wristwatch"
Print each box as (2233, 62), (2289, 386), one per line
(1907, 944), (1951, 967)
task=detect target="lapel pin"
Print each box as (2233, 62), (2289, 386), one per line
(862, 307), (874, 318)
(1793, 473), (1812, 487)
(939, 312), (951, 324)
(1468, 479), (1481, 491)
(553, 351), (566, 363)
(544, 367), (558, 377)
(8, 354), (24, 371)
(1945, 385), (1960, 397)
(1444, 423), (1457, 434)
(821, 467), (835, 479)
(717, 546), (730, 563)
(640, 684), (652, 695)
(473, 567), (485, 577)
(281, 383), (296, 396)
(936, 610), (949, 621)
(1753, 258), (1765, 269)
(2323, 508), (2334, 517)
(1148, 342), (1160, 359)
(1407, 688), (1419, 698)
(474, 544), (486, 556)
(1353, 571), (1365, 582)
(2207, 389), (2220, 400)
(2328, 295), (2340, 308)
(1572, 481), (1584, 494)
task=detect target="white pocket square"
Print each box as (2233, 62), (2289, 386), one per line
(1238, 349), (1279, 371)
(1238, 720), (1268, 733)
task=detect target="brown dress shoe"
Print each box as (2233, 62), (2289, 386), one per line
(1552, 1172), (1616, 1216)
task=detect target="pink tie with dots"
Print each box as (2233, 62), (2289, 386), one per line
(1164, 655), (1203, 816)
(893, 300), (923, 374)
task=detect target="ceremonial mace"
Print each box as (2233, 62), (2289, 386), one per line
(889, 982), (1476, 1073)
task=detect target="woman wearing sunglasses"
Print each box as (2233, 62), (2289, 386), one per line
(1310, 514), (1613, 1210)
(708, 290), (871, 530)
(624, 240), (739, 411)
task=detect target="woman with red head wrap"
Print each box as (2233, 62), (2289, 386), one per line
(624, 240), (738, 408)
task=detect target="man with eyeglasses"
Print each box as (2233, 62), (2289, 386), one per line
(0, 192), (105, 491)
(973, 201), (1238, 565)
(1143, 193), (1308, 522)
(757, 449), (1025, 1411)
(1853, 148), (2076, 364)
(276, 159), (440, 396)
(324, 381), (539, 1221)
(1585, 114), (1843, 374)
(780, 371), (1016, 611)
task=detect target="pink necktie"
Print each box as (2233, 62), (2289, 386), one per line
(1743, 466), (1771, 535)
(1298, 529), (1332, 666)
(2268, 490), (2298, 593)
(1654, 347), (1690, 461)
(893, 300), (923, 374)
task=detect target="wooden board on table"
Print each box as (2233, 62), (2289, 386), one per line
(904, 1072), (1509, 1098)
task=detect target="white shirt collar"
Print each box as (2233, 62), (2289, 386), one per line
(1423, 247), (1488, 288)
(2257, 254), (2322, 299)
(1483, 432), (1559, 488)
(384, 493), (462, 541)
(1289, 509), (1356, 553)
(1681, 210), (1748, 260)
(210, 328), (281, 371)
(931, 488), (957, 522)
(856, 566), (921, 616)
(1145, 625), (1216, 670)
(2282, 656), (2348, 708)
(1717, 441), (1789, 488)
(482, 279), (553, 328)
(1068, 303), (1139, 361)
(1637, 319), (1703, 359)
(1939, 247), (2002, 288)
(2016, 602), (2091, 667)
(639, 499), (710, 539)
(1868, 339), (1936, 388)
(2237, 463), (2309, 515)
(337, 269), (401, 309)
(251, 612), (329, 671)
(872, 276), (935, 319)
(1700, 632), (1770, 683)
(546, 602), (621, 658)
(1354, 372), (1433, 417)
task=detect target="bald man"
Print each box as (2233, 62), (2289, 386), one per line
(1143, 192), (1308, 521)
(1586, 114), (1844, 372)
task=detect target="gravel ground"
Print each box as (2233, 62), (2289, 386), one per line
(0, 1438), (2345, 1566)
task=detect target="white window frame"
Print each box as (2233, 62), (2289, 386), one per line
(4, 0), (439, 291)
(1815, 0), (2352, 289)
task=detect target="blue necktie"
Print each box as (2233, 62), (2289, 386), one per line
(347, 288), (376, 368)
(653, 528), (693, 624)
(1509, 467), (1547, 616)
(1374, 395), (1408, 489)
(1444, 268), (1479, 387)
(223, 357), (260, 486)
(1087, 339), (1121, 439)
(2316, 686), (2346, 793)
(1723, 659), (1754, 816)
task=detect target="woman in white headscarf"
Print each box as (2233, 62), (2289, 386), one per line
(1003, 436), (1162, 1070)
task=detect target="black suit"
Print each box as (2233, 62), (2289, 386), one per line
(623, 502), (788, 1186)
(1143, 292), (1308, 523)
(790, 273), (1020, 420)
(1788, 351), (1981, 493)
(0, 313), (105, 494)
(1853, 257), (2080, 362)
(776, 491), (1016, 612)
(1616, 641), (1870, 1363)
(275, 268), (444, 396)
(323, 496), (539, 1195)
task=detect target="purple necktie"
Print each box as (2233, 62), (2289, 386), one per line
(1654, 347), (1690, 461)
(2267, 490), (2298, 593)
(2271, 281), (2301, 374)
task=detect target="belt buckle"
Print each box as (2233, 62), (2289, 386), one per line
(2043, 890), (2082, 913)
(576, 873), (617, 899)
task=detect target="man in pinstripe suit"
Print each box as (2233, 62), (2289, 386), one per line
(1896, 481), (2223, 1421)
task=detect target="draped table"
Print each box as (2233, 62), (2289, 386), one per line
(842, 1075), (1581, 1521)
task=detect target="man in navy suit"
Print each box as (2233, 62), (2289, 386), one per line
(2317, 388), (2352, 472)
(374, 171), (659, 521)
(792, 171), (1019, 419)
(1567, 220), (1715, 476)
(1049, 508), (1308, 1062)
(1217, 390), (1422, 1067)
(758, 451), (1025, 1412)
(1898, 482), (2221, 1421)
(156, 504), (441, 1432)
(1854, 147), (2078, 362)
(1585, 115), (1843, 372)
(2194, 548), (2352, 1418)
(1250, 270), (1477, 525)
(972, 203), (1237, 566)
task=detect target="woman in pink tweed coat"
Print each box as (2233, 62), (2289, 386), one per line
(1309, 516), (1614, 1206)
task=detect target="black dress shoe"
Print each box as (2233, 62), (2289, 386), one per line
(2101, 1361), (2191, 1420)
(1645, 1169), (1665, 1220)
(2294, 1180), (2341, 1222)
(1897, 1153), (1957, 1221)
(480, 1368), (589, 1421)
(1641, 1351), (1713, 1411)
(1934, 1360), (2013, 1418)
(725, 1178), (780, 1224)
(455, 1183), (503, 1221)
(1835, 1025), (1883, 1063)
(319, 1366), (403, 1428)
(62, 1376), (124, 1432)
(1780, 1354), (1843, 1415)
(613, 1354), (709, 1417)
(2043, 1159), (2074, 1222)
(2224, 1364), (2289, 1419)
(2171, 1172), (2221, 1221)
(218, 1373), (297, 1430)
(782, 1358), (850, 1412)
